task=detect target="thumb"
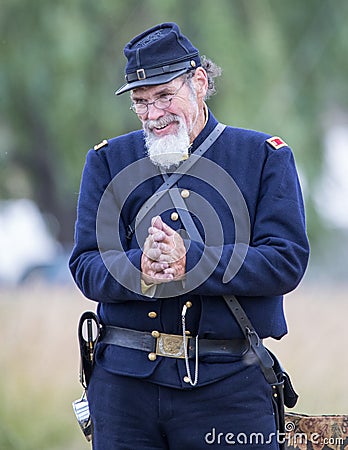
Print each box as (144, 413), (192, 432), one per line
(151, 215), (163, 230)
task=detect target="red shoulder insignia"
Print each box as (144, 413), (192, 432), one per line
(266, 136), (288, 150)
(94, 139), (108, 151)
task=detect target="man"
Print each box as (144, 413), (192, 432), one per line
(70, 22), (309, 449)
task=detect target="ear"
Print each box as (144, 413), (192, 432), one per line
(192, 67), (208, 99)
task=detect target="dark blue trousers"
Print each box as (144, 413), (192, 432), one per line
(88, 363), (279, 449)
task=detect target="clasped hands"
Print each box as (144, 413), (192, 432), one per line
(141, 216), (186, 285)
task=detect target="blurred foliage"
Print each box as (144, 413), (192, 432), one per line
(1, 0), (348, 252)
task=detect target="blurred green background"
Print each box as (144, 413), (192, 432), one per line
(1, 0), (347, 449)
(2, 0), (348, 277)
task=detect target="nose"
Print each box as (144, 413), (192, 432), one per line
(146, 103), (166, 121)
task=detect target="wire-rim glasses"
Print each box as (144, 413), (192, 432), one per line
(130, 81), (186, 115)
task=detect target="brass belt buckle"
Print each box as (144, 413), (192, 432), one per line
(155, 333), (190, 359)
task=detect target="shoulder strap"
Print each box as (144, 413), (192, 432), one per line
(125, 122), (277, 383)
(159, 186), (276, 382)
(160, 172), (277, 384)
(126, 123), (226, 239)
(161, 185), (276, 382)
(160, 171), (203, 242)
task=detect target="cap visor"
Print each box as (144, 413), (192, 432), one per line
(115, 69), (188, 95)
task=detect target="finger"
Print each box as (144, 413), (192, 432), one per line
(150, 261), (169, 272)
(157, 242), (173, 254)
(158, 253), (173, 263)
(157, 273), (174, 282)
(151, 216), (163, 230)
(152, 231), (166, 242)
(143, 273), (172, 285)
(150, 272), (174, 282)
(143, 235), (156, 254)
(148, 225), (162, 235)
(159, 220), (176, 236)
(146, 247), (162, 260)
(151, 216), (176, 237)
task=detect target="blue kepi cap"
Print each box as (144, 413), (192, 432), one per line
(115, 22), (201, 95)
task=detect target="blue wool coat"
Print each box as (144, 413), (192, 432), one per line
(69, 110), (309, 388)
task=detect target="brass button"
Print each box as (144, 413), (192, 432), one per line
(151, 330), (160, 338)
(181, 189), (190, 199)
(183, 376), (191, 383)
(148, 311), (157, 319)
(185, 330), (191, 335)
(170, 212), (179, 221)
(185, 301), (192, 308)
(148, 353), (157, 361)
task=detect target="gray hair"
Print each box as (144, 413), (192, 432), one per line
(185, 55), (222, 100)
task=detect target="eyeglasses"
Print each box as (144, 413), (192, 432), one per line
(130, 81), (185, 115)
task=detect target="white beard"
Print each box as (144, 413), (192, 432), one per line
(144, 114), (191, 170)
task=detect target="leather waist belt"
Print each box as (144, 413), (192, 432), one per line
(100, 325), (249, 360)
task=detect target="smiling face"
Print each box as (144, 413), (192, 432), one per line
(131, 68), (208, 169)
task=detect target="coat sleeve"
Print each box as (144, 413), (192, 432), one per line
(69, 149), (153, 303)
(185, 144), (310, 297)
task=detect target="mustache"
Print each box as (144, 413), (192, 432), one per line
(145, 114), (179, 132)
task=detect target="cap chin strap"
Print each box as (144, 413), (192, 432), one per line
(126, 58), (199, 83)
